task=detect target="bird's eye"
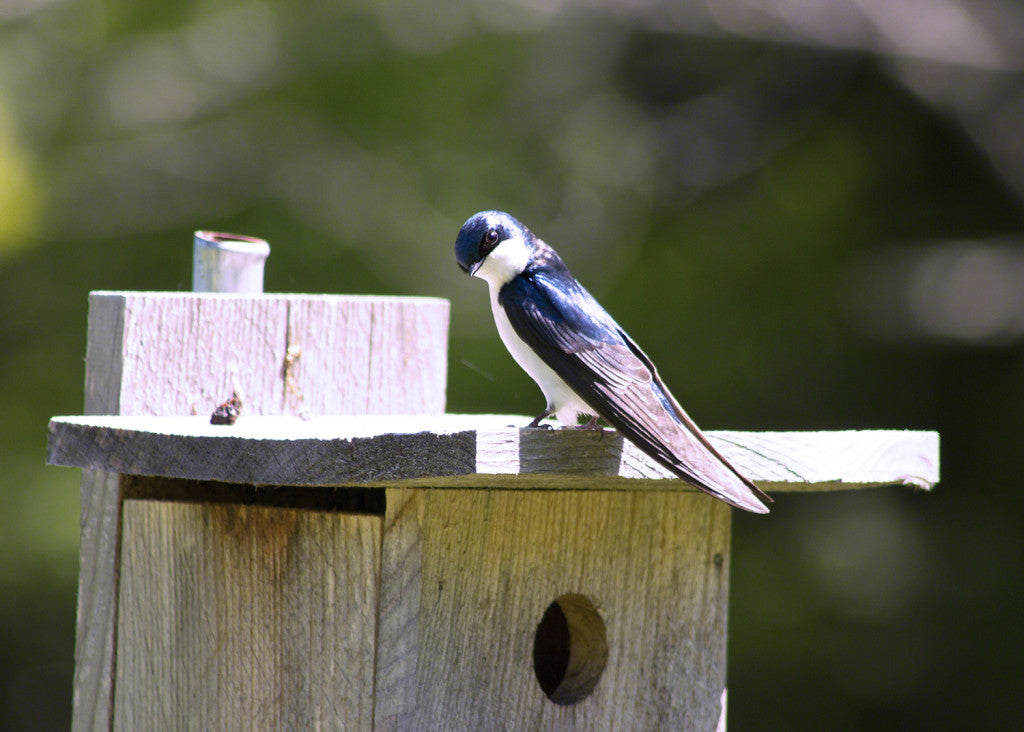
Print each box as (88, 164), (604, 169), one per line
(480, 229), (500, 257)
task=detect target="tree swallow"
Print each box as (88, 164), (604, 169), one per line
(455, 211), (771, 513)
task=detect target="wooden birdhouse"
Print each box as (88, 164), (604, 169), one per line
(47, 235), (938, 730)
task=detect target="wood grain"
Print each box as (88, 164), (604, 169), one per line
(374, 488), (424, 730)
(374, 488), (731, 730)
(74, 293), (130, 732)
(88, 292), (449, 418)
(114, 499), (380, 730)
(50, 414), (940, 493)
(284, 296), (448, 416)
(71, 468), (122, 732)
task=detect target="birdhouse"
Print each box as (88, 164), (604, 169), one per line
(47, 241), (938, 729)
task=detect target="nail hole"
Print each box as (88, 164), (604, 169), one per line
(532, 593), (608, 705)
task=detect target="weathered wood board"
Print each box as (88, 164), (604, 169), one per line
(85, 291), (449, 418)
(374, 488), (731, 730)
(49, 414), (941, 493)
(114, 498), (381, 731)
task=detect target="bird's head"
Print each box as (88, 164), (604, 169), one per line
(455, 211), (534, 287)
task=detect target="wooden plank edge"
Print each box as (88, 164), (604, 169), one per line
(88, 290), (450, 306)
(47, 415), (939, 493)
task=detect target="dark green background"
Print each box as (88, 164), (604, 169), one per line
(2, 3), (1022, 729)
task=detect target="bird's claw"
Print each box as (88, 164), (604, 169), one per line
(526, 409), (554, 429)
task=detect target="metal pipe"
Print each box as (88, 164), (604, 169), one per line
(192, 231), (270, 293)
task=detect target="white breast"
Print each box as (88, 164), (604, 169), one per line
(471, 227), (592, 425)
(487, 284), (592, 425)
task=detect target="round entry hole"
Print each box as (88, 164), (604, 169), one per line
(532, 593), (608, 705)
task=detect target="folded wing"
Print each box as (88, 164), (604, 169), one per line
(499, 268), (771, 513)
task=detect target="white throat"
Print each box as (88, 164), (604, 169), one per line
(473, 233), (532, 288)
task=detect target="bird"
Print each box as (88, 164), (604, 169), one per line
(454, 210), (771, 513)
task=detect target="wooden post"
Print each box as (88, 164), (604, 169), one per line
(53, 290), (938, 730)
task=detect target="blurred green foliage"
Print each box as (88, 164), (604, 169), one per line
(3, 1), (1024, 729)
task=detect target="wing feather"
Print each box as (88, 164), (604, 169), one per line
(500, 268), (771, 513)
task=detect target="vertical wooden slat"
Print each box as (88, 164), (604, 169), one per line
(374, 489), (425, 729)
(71, 468), (122, 732)
(114, 500), (381, 730)
(375, 489), (731, 730)
(74, 293), (129, 732)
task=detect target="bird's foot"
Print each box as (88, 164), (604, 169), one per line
(526, 409), (554, 429)
(560, 416), (605, 438)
